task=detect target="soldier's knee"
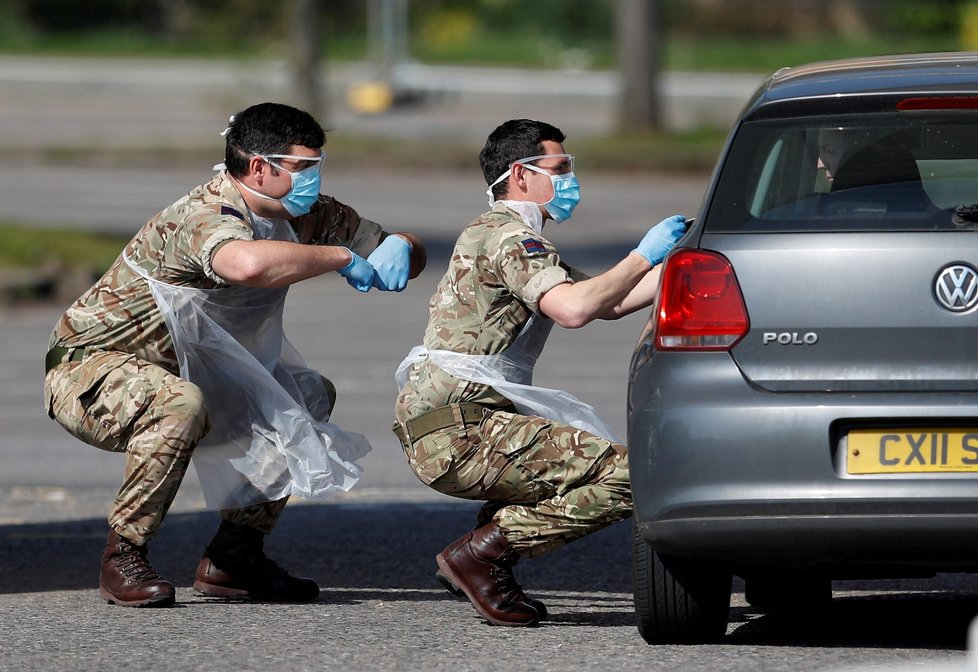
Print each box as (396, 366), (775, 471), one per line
(159, 379), (209, 437)
(589, 441), (629, 489)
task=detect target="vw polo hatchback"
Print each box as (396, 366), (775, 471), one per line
(627, 52), (978, 644)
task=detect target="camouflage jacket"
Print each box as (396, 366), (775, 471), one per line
(49, 171), (385, 375)
(395, 202), (586, 423)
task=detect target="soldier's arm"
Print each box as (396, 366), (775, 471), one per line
(538, 252), (657, 328)
(211, 239), (355, 288)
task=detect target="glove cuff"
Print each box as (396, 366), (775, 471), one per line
(338, 248), (357, 276)
(631, 248), (656, 267)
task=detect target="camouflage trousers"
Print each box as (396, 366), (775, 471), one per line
(398, 406), (631, 558)
(44, 350), (292, 545)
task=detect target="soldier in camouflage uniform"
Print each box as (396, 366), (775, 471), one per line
(393, 119), (685, 626)
(44, 102), (426, 607)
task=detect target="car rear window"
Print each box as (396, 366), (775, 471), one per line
(706, 112), (978, 232)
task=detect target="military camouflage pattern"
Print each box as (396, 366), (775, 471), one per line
(400, 408), (630, 557)
(44, 171), (383, 542)
(395, 203), (582, 422)
(394, 204), (630, 556)
(50, 171), (384, 373)
(44, 350), (207, 544)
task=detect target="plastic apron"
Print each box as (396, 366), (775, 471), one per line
(124, 215), (370, 510)
(396, 314), (622, 444)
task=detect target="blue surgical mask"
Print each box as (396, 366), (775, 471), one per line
(265, 156), (322, 217)
(545, 171), (580, 223)
(523, 163), (581, 224)
(239, 152), (324, 217)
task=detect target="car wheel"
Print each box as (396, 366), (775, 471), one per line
(744, 571), (832, 612)
(632, 526), (732, 644)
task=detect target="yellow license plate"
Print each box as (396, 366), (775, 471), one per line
(847, 429), (978, 474)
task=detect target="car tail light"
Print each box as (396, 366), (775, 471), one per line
(654, 249), (749, 351)
(896, 96), (978, 110)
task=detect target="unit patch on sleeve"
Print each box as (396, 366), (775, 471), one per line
(220, 205), (245, 220)
(521, 238), (547, 256)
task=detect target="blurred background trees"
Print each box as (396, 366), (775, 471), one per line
(0, 0), (964, 62)
(0, 0), (970, 133)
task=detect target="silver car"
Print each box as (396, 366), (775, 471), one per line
(627, 52), (978, 644)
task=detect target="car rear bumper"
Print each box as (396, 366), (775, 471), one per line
(628, 351), (978, 573)
(636, 501), (978, 572)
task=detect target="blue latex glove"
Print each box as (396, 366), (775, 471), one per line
(367, 235), (412, 292)
(633, 215), (686, 266)
(337, 248), (375, 292)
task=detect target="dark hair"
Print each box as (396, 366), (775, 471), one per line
(479, 119), (566, 201)
(223, 102), (326, 177)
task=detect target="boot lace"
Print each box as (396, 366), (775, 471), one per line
(115, 542), (163, 584)
(489, 550), (527, 607)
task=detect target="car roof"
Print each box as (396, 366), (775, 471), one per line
(742, 52), (978, 121)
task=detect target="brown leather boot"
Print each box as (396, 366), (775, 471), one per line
(193, 521), (319, 602)
(99, 530), (175, 607)
(436, 529), (548, 620)
(435, 522), (541, 626)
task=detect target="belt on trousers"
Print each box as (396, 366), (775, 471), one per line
(44, 346), (88, 374)
(392, 402), (503, 446)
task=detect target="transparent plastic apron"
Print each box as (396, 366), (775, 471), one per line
(396, 314), (621, 443)
(124, 216), (370, 509)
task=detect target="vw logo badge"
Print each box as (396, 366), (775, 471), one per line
(935, 263), (978, 312)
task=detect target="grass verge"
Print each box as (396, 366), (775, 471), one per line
(0, 223), (127, 303)
(0, 223), (127, 270)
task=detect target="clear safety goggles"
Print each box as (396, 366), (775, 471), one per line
(487, 153), (575, 192)
(256, 152), (327, 175)
(516, 153), (574, 175)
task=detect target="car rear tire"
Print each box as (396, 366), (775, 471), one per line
(632, 527), (732, 644)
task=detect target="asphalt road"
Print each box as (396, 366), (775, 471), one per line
(1, 57), (977, 672)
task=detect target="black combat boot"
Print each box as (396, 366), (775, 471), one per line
(435, 522), (543, 626)
(99, 529), (176, 607)
(193, 520), (319, 602)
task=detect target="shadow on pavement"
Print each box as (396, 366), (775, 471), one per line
(726, 594), (978, 650)
(0, 499), (633, 597)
